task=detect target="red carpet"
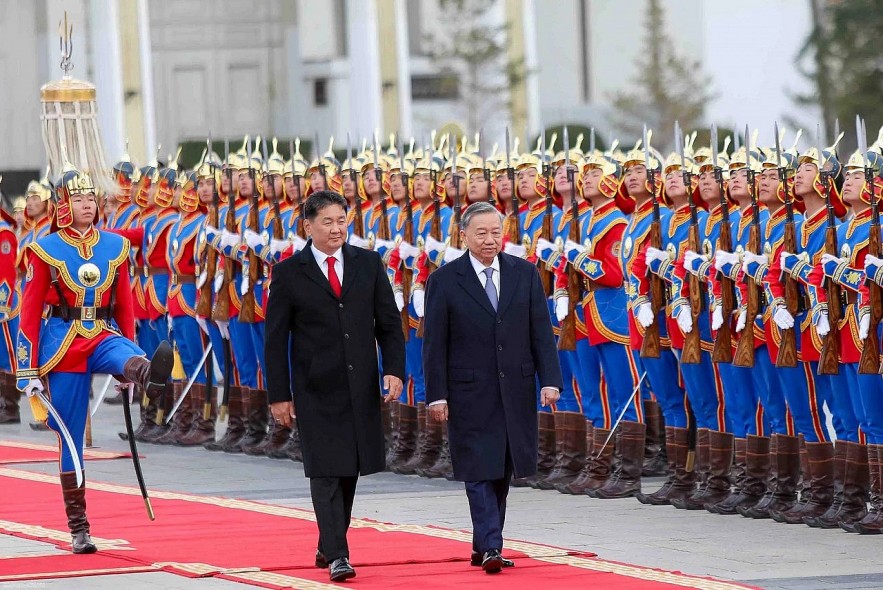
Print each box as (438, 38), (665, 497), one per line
(0, 440), (131, 465)
(0, 467), (757, 589)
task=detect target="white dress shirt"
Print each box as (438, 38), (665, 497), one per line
(311, 243), (344, 283)
(469, 252), (500, 297)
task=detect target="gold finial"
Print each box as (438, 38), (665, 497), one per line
(326, 136), (335, 158)
(575, 133), (584, 152)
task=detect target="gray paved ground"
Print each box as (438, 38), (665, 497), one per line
(1, 402), (882, 590)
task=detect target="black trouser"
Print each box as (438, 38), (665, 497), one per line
(465, 449), (513, 555)
(310, 475), (359, 562)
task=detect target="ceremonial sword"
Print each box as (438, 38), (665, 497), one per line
(32, 389), (83, 487)
(596, 372), (647, 454)
(164, 343), (214, 424)
(122, 383), (155, 520)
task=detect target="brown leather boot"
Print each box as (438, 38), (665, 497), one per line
(387, 403), (418, 471)
(556, 420), (594, 494)
(128, 394), (156, 442)
(512, 412), (556, 487)
(176, 384), (217, 446)
(154, 382), (191, 445)
(238, 389), (270, 454)
(384, 400), (400, 467)
(402, 404), (444, 474)
(853, 444), (883, 534)
(60, 471), (96, 554)
(536, 412), (587, 489)
(759, 434), (801, 519)
(642, 399), (667, 476)
(122, 340), (175, 400)
(0, 372), (21, 424)
(141, 383), (174, 443)
(833, 441), (870, 530)
(592, 421), (646, 499)
(398, 403), (429, 474)
(710, 434), (767, 514)
(773, 441), (833, 524)
(806, 440), (847, 527)
(672, 428), (710, 510)
(637, 426), (697, 505)
(706, 437), (746, 513)
(205, 386), (245, 451)
(418, 426), (453, 479)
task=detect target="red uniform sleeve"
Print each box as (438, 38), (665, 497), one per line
(413, 251), (430, 287)
(109, 226), (144, 245)
(592, 225), (625, 288)
(112, 260), (136, 341)
(765, 243), (785, 301)
(633, 240), (650, 296)
(17, 253), (51, 376)
(0, 229), (18, 311)
(554, 255), (568, 290)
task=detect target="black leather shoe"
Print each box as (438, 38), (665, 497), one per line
(315, 550), (328, 568)
(329, 557), (356, 582)
(482, 549), (504, 574)
(71, 531), (97, 554)
(471, 551), (513, 567)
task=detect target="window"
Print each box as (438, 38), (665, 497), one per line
(314, 78), (328, 106)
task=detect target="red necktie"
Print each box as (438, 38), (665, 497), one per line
(327, 255), (342, 298)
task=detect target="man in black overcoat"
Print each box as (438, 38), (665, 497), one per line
(422, 202), (563, 574)
(265, 191), (405, 582)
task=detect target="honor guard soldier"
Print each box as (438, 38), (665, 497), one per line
(16, 163), (173, 554)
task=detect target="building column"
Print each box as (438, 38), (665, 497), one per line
(346, 0), (383, 139)
(136, 0), (156, 161)
(88, 0), (125, 161)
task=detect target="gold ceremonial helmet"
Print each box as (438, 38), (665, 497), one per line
(177, 170), (200, 213)
(309, 137), (341, 176)
(26, 179), (51, 202)
(284, 138), (310, 178)
(264, 138), (286, 176)
(54, 161), (98, 230)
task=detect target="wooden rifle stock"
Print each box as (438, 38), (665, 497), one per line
(640, 218), (663, 359)
(733, 221), (761, 367)
(558, 198), (580, 352)
(196, 198), (219, 318)
(818, 223), (841, 374)
(681, 221), (703, 364)
(211, 182), (237, 323)
(238, 190), (261, 324)
(775, 216), (800, 367)
(415, 197), (442, 338)
(400, 194), (414, 342)
(861, 185), (882, 374)
(539, 196), (554, 296)
(711, 216), (735, 363)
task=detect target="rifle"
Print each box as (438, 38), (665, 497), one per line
(212, 138), (238, 324)
(677, 122), (702, 365)
(859, 117), (882, 374)
(817, 125), (841, 375)
(196, 136), (218, 318)
(774, 124), (800, 367)
(345, 133), (363, 239)
(374, 132), (391, 241)
(480, 130), (494, 206)
(290, 138), (307, 240)
(398, 133), (413, 341)
(640, 125), (663, 359)
(415, 151), (442, 339)
(449, 134), (463, 249)
(734, 126), (761, 368)
(504, 127), (522, 244)
(263, 137), (284, 241)
(536, 131), (554, 295)
(711, 124), (735, 363)
(558, 126), (579, 351)
(238, 136), (261, 324)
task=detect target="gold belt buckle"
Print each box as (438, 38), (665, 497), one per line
(171, 274), (178, 286)
(143, 266), (149, 278)
(82, 306), (96, 321)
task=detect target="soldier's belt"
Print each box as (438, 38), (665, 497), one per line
(50, 305), (113, 321)
(171, 274), (197, 285)
(139, 266), (168, 277)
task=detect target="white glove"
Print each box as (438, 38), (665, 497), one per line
(213, 272), (224, 294)
(564, 239), (586, 258)
(860, 312), (871, 341)
(240, 274), (251, 297)
(349, 234), (370, 248)
(204, 225), (220, 242)
(736, 308), (747, 333)
(684, 250), (709, 276)
(114, 382), (136, 404)
(216, 320), (230, 340)
(535, 238), (557, 261)
(269, 238), (291, 256)
(374, 238), (396, 253)
(645, 246), (670, 266)
(676, 306), (693, 333)
(773, 305), (795, 330)
(394, 290), (405, 312)
(219, 229), (240, 250)
(815, 311), (830, 336)
(742, 252), (769, 266)
(243, 229), (264, 250)
(865, 254), (883, 270)
(712, 305), (724, 331)
(425, 236), (446, 257)
(636, 302), (654, 328)
(504, 242), (527, 258)
(291, 235), (307, 253)
(821, 253), (843, 266)
(196, 316), (210, 336)
(24, 378), (44, 397)
(196, 270), (207, 289)
(555, 296), (570, 323)
(398, 241), (420, 261)
(412, 289), (425, 318)
(714, 250), (740, 272)
(443, 246), (464, 264)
